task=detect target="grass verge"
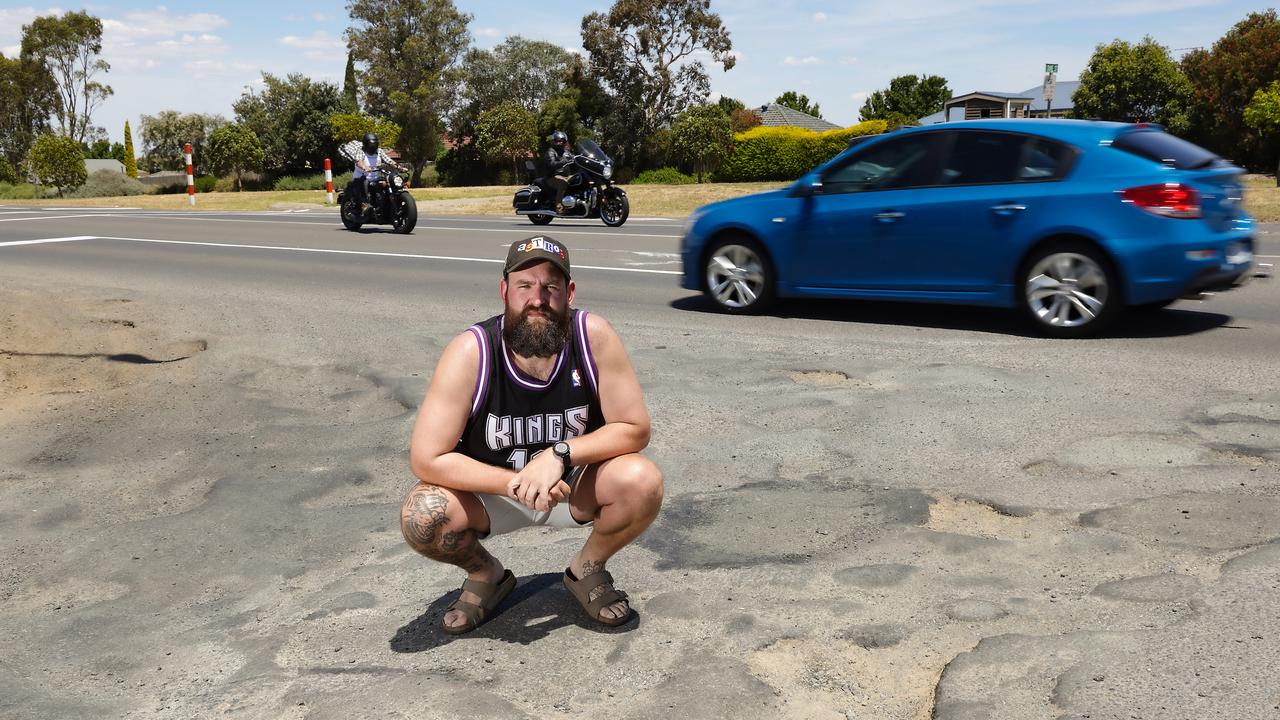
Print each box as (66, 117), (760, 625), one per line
(3, 177), (1276, 221)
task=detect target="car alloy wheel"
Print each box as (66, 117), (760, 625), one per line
(705, 240), (774, 313)
(1022, 247), (1117, 336)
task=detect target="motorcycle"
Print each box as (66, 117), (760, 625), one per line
(512, 140), (630, 227)
(338, 163), (418, 234)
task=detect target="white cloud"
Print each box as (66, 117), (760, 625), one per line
(783, 56), (822, 66)
(850, 91), (871, 104)
(183, 59), (255, 78)
(2, 44), (20, 57)
(279, 31), (348, 61)
(0, 6), (65, 46)
(102, 9), (227, 41)
(475, 27), (502, 38)
(813, 12), (828, 22)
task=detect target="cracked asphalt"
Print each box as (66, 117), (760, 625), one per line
(1, 208), (1278, 719)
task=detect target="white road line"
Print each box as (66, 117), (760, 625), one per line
(0, 210), (43, 215)
(10, 235), (683, 275)
(0, 214), (118, 223)
(1258, 254), (1280, 258)
(0, 235), (97, 247)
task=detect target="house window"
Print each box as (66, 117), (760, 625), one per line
(980, 109), (991, 118)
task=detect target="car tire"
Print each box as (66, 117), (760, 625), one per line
(703, 237), (776, 314)
(1018, 241), (1122, 338)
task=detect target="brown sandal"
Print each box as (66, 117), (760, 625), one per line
(442, 569), (516, 635)
(563, 567), (632, 627)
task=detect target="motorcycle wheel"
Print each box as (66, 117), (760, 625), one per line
(340, 198), (363, 231)
(600, 191), (629, 227)
(528, 214), (554, 225)
(393, 193), (417, 234)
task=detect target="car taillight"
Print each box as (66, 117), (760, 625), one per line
(1121, 183), (1201, 219)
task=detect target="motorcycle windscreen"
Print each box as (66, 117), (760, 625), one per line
(576, 140), (610, 162)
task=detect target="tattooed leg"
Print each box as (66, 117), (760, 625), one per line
(400, 483), (505, 629)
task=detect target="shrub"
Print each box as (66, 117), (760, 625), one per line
(633, 167), (696, 184)
(212, 174), (271, 192)
(29, 134), (87, 196)
(0, 182), (46, 199)
(714, 120), (889, 182)
(69, 169), (153, 198)
(272, 172), (325, 191)
(0, 158), (17, 184)
(194, 175), (217, 193)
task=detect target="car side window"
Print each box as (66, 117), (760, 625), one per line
(1019, 137), (1073, 180)
(821, 135), (940, 194)
(939, 131), (1026, 185)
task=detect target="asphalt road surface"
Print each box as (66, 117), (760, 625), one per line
(2, 206), (1279, 719)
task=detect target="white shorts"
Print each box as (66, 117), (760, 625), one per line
(477, 466), (593, 538)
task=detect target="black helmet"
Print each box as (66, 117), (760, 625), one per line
(362, 132), (379, 154)
(551, 130), (568, 148)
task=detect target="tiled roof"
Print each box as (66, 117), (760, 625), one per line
(755, 103), (842, 132)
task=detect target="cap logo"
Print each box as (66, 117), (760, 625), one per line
(517, 236), (565, 259)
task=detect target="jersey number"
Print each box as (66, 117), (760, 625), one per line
(506, 448), (545, 471)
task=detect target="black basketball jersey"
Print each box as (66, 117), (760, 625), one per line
(456, 309), (604, 472)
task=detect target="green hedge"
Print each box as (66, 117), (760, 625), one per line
(633, 167), (696, 184)
(714, 120), (889, 182)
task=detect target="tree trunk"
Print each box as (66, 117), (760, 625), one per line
(411, 162), (424, 188)
(235, 171), (242, 192)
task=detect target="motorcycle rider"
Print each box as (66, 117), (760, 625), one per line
(542, 130), (574, 214)
(339, 132), (405, 212)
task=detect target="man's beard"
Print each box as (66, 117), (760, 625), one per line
(503, 305), (571, 358)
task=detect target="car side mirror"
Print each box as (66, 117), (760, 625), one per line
(792, 180), (824, 197)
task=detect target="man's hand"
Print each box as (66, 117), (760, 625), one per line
(507, 450), (570, 512)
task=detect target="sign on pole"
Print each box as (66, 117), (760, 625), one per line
(1045, 63), (1058, 73)
(1043, 72), (1057, 102)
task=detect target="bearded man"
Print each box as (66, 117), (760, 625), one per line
(401, 236), (663, 634)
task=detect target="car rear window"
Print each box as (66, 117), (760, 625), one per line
(1112, 130), (1218, 170)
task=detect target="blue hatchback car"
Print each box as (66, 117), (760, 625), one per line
(679, 120), (1256, 337)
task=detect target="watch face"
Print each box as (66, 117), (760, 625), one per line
(554, 442), (570, 457)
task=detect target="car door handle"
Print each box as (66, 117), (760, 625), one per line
(874, 211), (904, 222)
(991, 204), (1027, 214)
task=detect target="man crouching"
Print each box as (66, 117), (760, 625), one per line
(401, 236), (663, 633)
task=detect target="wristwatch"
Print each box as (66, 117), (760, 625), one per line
(552, 441), (572, 479)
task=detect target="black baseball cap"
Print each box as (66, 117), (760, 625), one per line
(504, 236), (571, 280)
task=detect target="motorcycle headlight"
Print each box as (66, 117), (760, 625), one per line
(393, 175), (403, 187)
(603, 164), (613, 179)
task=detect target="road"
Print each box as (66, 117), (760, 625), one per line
(2, 206), (1279, 719)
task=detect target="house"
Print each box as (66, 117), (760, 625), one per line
(917, 81), (1080, 124)
(85, 159), (124, 174)
(754, 103), (842, 132)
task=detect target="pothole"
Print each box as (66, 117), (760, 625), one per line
(1080, 493), (1280, 551)
(640, 480), (931, 569)
(790, 370), (852, 386)
(926, 497), (1035, 539)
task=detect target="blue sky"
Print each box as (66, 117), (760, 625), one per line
(0, 1), (1268, 144)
